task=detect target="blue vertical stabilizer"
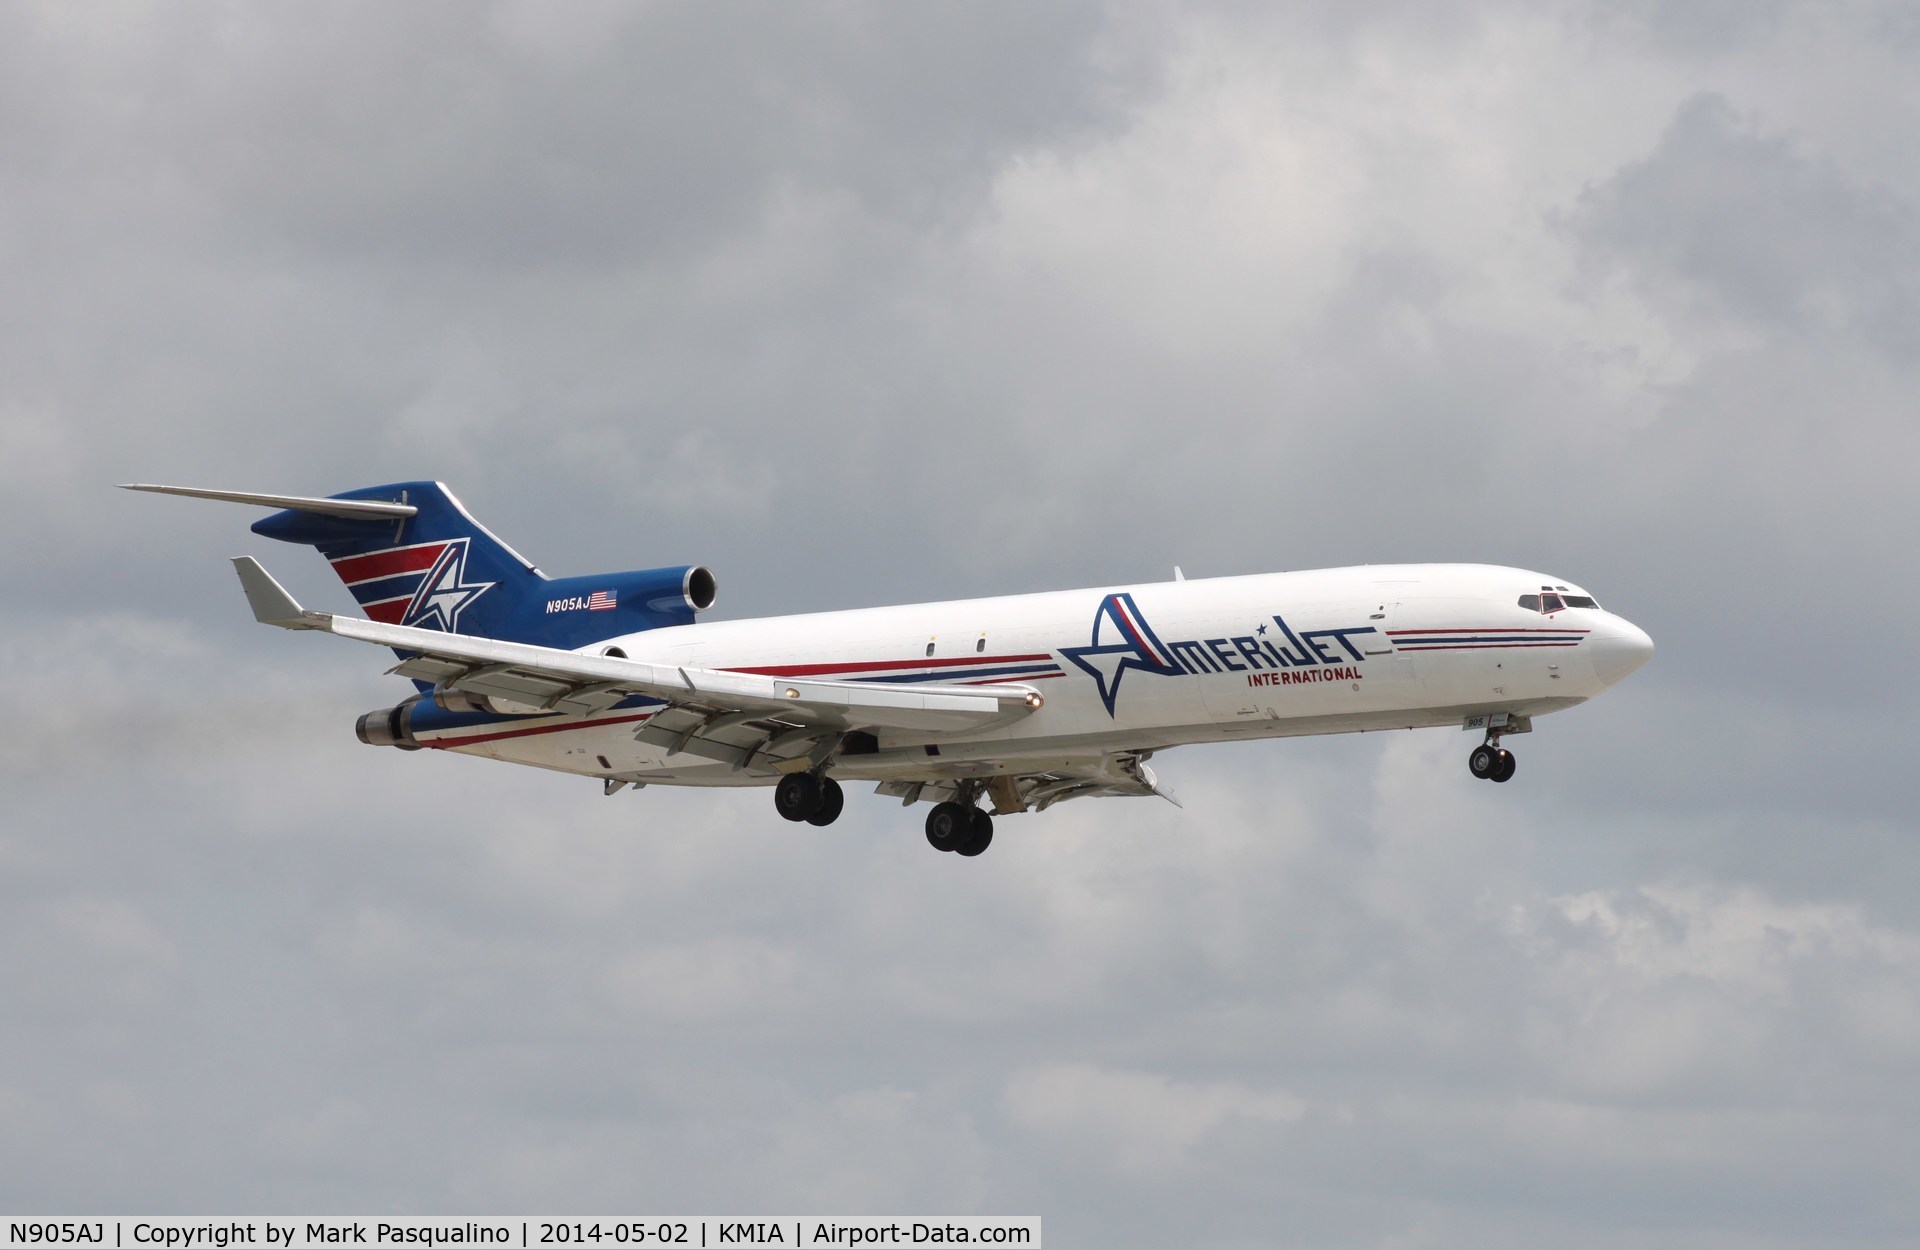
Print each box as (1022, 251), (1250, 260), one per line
(250, 481), (712, 647)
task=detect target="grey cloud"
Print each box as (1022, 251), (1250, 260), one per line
(0, 3), (1128, 272)
(1569, 92), (1920, 356)
(1596, 0), (1797, 57)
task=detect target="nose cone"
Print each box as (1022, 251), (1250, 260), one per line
(1590, 615), (1654, 686)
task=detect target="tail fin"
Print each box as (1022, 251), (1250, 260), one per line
(249, 481), (545, 639)
(127, 480), (714, 647)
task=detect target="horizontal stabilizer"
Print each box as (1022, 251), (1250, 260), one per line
(231, 556), (321, 628)
(120, 483), (417, 520)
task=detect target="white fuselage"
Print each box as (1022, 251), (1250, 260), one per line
(406, 563), (1654, 788)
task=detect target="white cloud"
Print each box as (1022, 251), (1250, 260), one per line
(601, 937), (815, 1024)
(1004, 1062), (1305, 1175)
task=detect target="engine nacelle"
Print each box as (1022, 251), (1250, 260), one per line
(681, 565), (719, 613)
(600, 562), (715, 614)
(355, 699), (424, 751)
(521, 564), (718, 646)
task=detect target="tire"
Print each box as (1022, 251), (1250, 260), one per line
(1469, 744), (1498, 779)
(775, 772), (822, 821)
(805, 777), (845, 826)
(925, 801), (967, 851)
(956, 808), (994, 857)
(1491, 750), (1517, 783)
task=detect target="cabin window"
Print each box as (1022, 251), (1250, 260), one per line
(1517, 594), (1540, 611)
(925, 641), (935, 657)
(976, 637), (986, 653)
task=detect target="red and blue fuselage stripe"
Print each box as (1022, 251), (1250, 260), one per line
(728, 653), (1054, 678)
(727, 653), (1065, 685)
(1389, 626), (1588, 650)
(1387, 627), (1591, 634)
(1393, 640), (1583, 649)
(846, 663), (1064, 684)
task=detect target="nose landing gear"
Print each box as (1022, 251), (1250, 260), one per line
(1468, 740), (1517, 783)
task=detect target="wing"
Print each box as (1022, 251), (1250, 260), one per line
(233, 557), (1044, 741)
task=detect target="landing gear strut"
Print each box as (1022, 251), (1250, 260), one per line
(1468, 740), (1517, 783)
(925, 800), (993, 856)
(775, 772), (845, 824)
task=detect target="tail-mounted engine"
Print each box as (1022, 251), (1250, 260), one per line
(355, 698), (425, 751)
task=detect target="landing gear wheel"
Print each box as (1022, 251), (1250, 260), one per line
(1490, 750), (1517, 783)
(1468, 744), (1499, 780)
(955, 808), (994, 857)
(925, 801), (968, 852)
(805, 777), (845, 825)
(775, 772), (823, 822)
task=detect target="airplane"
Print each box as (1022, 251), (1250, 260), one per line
(125, 480), (1653, 857)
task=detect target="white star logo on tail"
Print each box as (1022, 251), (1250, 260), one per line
(401, 539), (495, 632)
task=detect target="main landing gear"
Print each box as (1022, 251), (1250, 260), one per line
(925, 801), (994, 857)
(1468, 739), (1518, 784)
(774, 771), (845, 826)
(773, 773), (997, 856)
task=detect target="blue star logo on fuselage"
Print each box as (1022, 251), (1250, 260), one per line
(1060, 593), (1186, 717)
(401, 538), (495, 633)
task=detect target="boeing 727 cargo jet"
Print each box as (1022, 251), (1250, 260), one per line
(126, 481), (1653, 857)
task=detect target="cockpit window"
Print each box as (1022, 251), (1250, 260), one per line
(1523, 590), (1599, 612)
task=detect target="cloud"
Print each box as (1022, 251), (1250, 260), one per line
(1570, 93), (1920, 355)
(1004, 1062), (1306, 1175)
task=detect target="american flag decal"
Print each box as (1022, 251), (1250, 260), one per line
(587, 590), (617, 611)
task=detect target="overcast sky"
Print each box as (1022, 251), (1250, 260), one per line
(3, 2), (1918, 1245)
